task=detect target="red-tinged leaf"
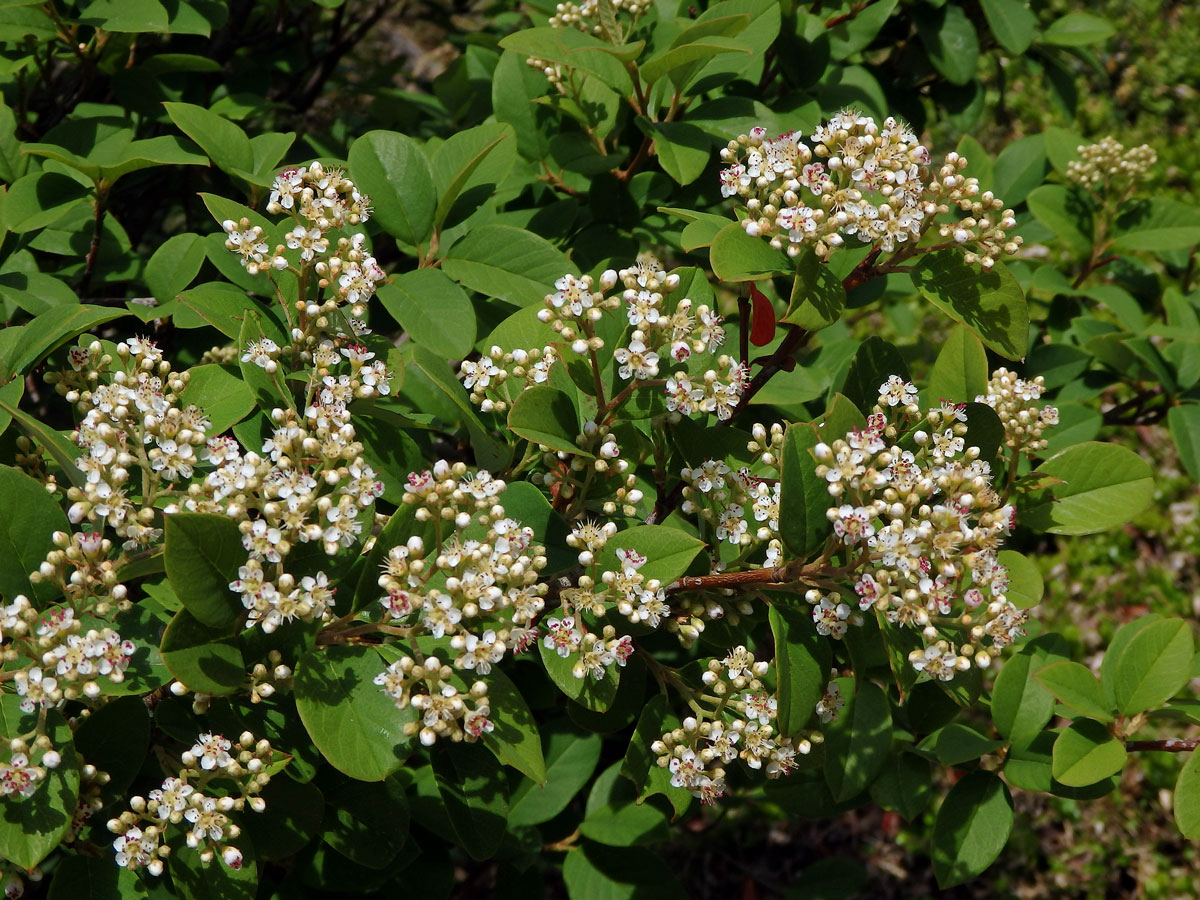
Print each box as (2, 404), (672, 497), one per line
(749, 284), (776, 347)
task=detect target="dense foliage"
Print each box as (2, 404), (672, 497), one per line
(0, 1), (1198, 897)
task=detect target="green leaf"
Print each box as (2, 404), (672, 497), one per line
(910, 253), (1028, 359)
(580, 762), (672, 847)
(840, 336), (909, 413)
(498, 27), (632, 95)
(980, 0), (1036, 54)
(0, 464), (69, 605)
(480, 666), (546, 783)
(164, 512), (245, 627)
(321, 772), (408, 869)
(431, 123), (517, 228)
(159, 608), (245, 695)
(145, 232), (207, 304)
(783, 250), (846, 330)
(1111, 198), (1200, 253)
(294, 645), (416, 781)
(510, 724), (602, 826)
(1169, 405), (1200, 481)
(823, 680), (892, 802)
(442, 224), (572, 307)
(170, 841), (258, 900)
(238, 309), (292, 410)
(492, 51), (553, 160)
(347, 130), (436, 247)
(868, 750), (932, 821)
(991, 648), (1056, 748)
(770, 604), (831, 735)
(924, 324), (988, 407)
(1034, 661), (1114, 722)
(176, 281), (271, 339)
(778, 420), (831, 558)
(46, 855), (150, 900)
(1110, 618), (1194, 716)
(0, 397), (87, 488)
(640, 36), (750, 90)
(933, 723), (1007, 766)
(242, 777), (324, 861)
(180, 364), (256, 434)
(377, 269), (476, 359)
(3, 171), (90, 235)
(407, 345), (509, 471)
(73, 695), (150, 801)
(1042, 11), (1115, 46)
(163, 101), (254, 174)
(0, 304), (125, 383)
(432, 741), (510, 860)
(597, 524), (706, 585)
(539, 638), (620, 711)
(915, 3), (979, 85)
(0, 703), (79, 869)
(0, 272), (79, 316)
(562, 842), (686, 900)
(991, 134), (1047, 206)
(1051, 718), (1127, 787)
(1022, 441), (1154, 535)
(1174, 750), (1200, 839)
(507, 385), (585, 455)
(998, 549), (1043, 609)
(638, 119), (710, 186)
(709, 222), (791, 283)
(931, 771), (1013, 889)
(1026, 184), (1095, 254)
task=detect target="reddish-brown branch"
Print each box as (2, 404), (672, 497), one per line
(666, 559), (828, 593)
(1125, 738), (1200, 752)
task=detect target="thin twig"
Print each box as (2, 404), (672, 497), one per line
(1125, 738), (1200, 752)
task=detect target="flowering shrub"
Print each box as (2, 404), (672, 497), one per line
(1, 1), (1199, 898)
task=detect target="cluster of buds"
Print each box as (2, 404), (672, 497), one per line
(653, 646), (817, 804)
(375, 655), (495, 746)
(1066, 136), (1157, 194)
(460, 344), (558, 413)
(533, 420), (643, 516)
(681, 422), (784, 560)
(976, 368), (1058, 454)
(546, 0), (648, 32)
(247, 651), (294, 703)
(373, 461), (549, 677)
(30, 531), (129, 614)
(108, 732), (275, 875)
(811, 373), (1044, 678)
(58, 337), (199, 548)
(719, 110), (1021, 268)
(64, 760), (112, 843)
(537, 270), (620, 353)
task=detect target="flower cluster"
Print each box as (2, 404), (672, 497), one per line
(719, 110), (1021, 267)
(460, 344), (558, 413)
(976, 367), (1058, 454)
(371, 462), (553, 741)
(2, 598), (134, 705)
(375, 655), (495, 746)
(546, 0), (648, 32)
(107, 732), (275, 875)
(680, 422), (785, 563)
(811, 373), (1045, 678)
(1066, 136), (1157, 194)
(652, 646), (817, 804)
(537, 269), (621, 353)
